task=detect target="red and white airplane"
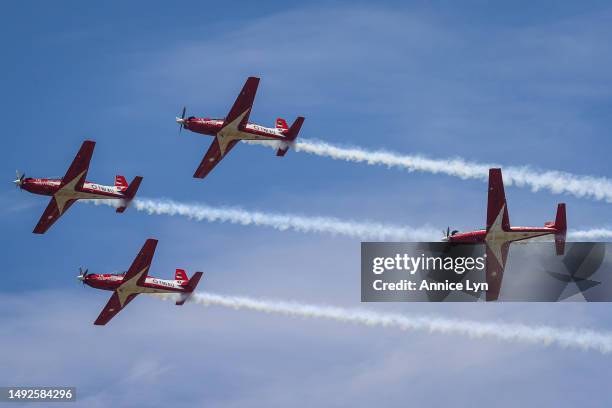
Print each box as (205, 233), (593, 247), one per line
(443, 168), (567, 300)
(14, 140), (142, 234)
(79, 238), (203, 325)
(176, 76), (305, 179)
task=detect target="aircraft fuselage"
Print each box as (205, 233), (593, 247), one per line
(447, 227), (557, 244)
(20, 178), (129, 200)
(83, 273), (189, 294)
(184, 117), (288, 141)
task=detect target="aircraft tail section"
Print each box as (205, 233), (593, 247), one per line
(543, 203), (567, 254)
(175, 268), (188, 282)
(115, 175), (128, 191)
(176, 272), (203, 306)
(276, 118), (288, 131)
(486, 168), (511, 231)
(116, 176), (143, 213)
(554, 203), (567, 232)
(553, 203), (567, 255)
(276, 116), (304, 156)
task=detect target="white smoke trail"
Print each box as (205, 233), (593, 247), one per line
(89, 198), (440, 241)
(87, 198), (610, 242)
(245, 139), (612, 202)
(568, 229), (612, 240)
(152, 292), (612, 354)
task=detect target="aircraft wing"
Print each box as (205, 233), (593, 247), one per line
(221, 77), (260, 131)
(193, 139), (239, 179)
(60, 140), (96, 190)
(32, 197), (77, 234)
(94, 292), (138, 325)
(93, 239), (157, 325)
(124, 238), (158, 283)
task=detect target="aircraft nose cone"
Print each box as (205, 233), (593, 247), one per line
(176, 117), (185, 124)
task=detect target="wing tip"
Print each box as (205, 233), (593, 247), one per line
(145, 238), (159, 246)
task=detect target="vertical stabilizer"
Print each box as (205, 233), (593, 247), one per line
(486, 168), (511, 231)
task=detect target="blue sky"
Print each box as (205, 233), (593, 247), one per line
(1, 1), (612, 407)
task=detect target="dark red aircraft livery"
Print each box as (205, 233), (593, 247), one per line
(176, 76), (305, 179)
(444, 168), (567, 300)
(14, 140), (142, 234)
(79, 239), (203, 325)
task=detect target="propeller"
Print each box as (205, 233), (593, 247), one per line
(176, 106), (187, 133)
(442, 226), (459, 241)
(13, 170), (25, 189)
(442, 227), (459, 241)
(77, 267), (89, 284)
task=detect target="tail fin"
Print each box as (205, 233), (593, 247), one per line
(553, 203), (567, 255)
(175, 268), (188, 283)
(276, 118), (288, 131)
(486, 168), (511, 231)
(115, 175), (128, 191)
(116, 176), (143, 213)
(554, 203), (567, 232)
(176, 272), (203, 306)
(276, 116), (304, 157)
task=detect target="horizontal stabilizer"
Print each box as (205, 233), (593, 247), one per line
(276, 116), (304, 156)
(176, 272), (203, 305)
(116, 176), (143, 213)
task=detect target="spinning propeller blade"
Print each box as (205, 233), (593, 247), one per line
(78, 267), (89, 284)
(177, 106), (187, 133)
(13, 170), (25, 189)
